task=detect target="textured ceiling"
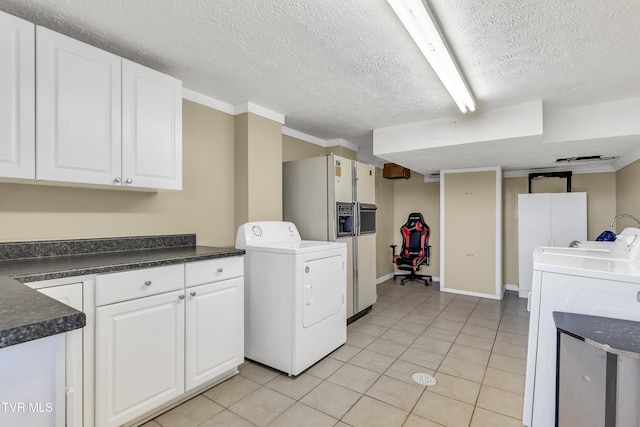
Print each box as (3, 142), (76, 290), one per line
(3, 0), (640, 173)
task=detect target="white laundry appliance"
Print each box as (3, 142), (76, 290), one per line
(236, 221), (347, 376)
(534, 227), (640, 260)
(523, 228), (640, 426)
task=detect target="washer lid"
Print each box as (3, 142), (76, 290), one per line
(533, 249), (640, 282)
(242, 240), (346, 255)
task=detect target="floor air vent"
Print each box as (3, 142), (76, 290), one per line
(411, 372), (437, 386)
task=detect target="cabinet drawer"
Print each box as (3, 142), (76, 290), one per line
(185, 257), (243, 287)
(96, 264), (184, 306)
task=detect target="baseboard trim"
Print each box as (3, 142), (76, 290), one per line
(377, 274), (440, 285)
(504, 283), (519, 291)
(376, 273), (394, 284)
(440, 287), (502, 300)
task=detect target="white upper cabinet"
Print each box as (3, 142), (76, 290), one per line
(32, 20), (182, 190)
(122, 60), (182, 190)
(36, 26), (122, 186)
(0, 11), (35, 180)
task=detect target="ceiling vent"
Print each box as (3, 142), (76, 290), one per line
(555, 155), (617, 163)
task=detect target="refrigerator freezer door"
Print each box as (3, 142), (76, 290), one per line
(333, 155), (353, 203)
(355, 162), (376, 204)
(283, 156), (332, 241)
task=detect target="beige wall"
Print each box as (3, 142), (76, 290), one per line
(234, 112), (283, 229)
(616, 160), (640, 232)
(375, 168), (395, 277)
(502, 177), (525, 285)
(573, 173), (617, 239)
(234, 114), (249, 229)
(0, 100), (237, 246)
(281, 135), (358, 163)
(282, 135), (325, 162)
(326, 145), (357, 160)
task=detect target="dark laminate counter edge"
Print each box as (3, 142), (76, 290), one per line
(0, 276), (87, 349)
(11, 249), (245, 283)
(0, 246), (244, 349)
(0, 234), (197, 261)
(553, 311), (640, 356)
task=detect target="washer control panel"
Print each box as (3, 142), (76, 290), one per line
(235, 221), (301, 248)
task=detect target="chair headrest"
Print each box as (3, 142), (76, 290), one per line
(401, 213), (429, 236)
(407, 212), (425, 223)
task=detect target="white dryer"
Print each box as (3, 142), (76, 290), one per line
(236, 221), (347, 376)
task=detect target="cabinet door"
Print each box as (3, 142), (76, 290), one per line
(0, 11), (34, 180)
(551, 192), (587, 247)
(442, 169), (500, 297)
(36, 26), (122, 186)
(96, 291), (185, 427)
(518, 193), (552, 294)
(185, 277), (243, 391)
(122, 59), (182, 190)
(38, 283), (83, 427)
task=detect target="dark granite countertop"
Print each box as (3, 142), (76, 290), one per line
(553, 311), (640, 357)
(0, 235), (244, 349)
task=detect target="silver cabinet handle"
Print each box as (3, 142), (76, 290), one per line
(125, 178), (133, 184)
(178, 294), (185, 300)
(190, 291), (196, 297)
(217, 268), (223, 273)
(113, 177), (121, 183)
(144, 280), (152, 286)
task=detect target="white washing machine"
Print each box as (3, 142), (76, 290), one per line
(523, 237), (640, 426)
(236, 221), (347, 376)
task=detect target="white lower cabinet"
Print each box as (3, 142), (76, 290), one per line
(186, 277), (244, 391)
(96, 290), (185, 427)
(37, 283), (83, 427)
(94, 257), (243, 427)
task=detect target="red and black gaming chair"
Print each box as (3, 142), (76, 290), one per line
(390, 213), (432, 285)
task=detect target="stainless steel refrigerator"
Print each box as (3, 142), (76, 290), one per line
(283, 154), (377, 320)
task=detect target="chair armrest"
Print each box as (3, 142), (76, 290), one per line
(390, 244), (397, 257)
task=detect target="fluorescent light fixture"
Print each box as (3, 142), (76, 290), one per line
(387, 0), (476, 113)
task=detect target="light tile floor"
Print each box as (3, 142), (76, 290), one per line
(142, 279), (529, 427)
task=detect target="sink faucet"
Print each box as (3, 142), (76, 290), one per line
(610, 214), (640, 229)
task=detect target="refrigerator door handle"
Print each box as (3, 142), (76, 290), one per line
(355, 201), (360, 236)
